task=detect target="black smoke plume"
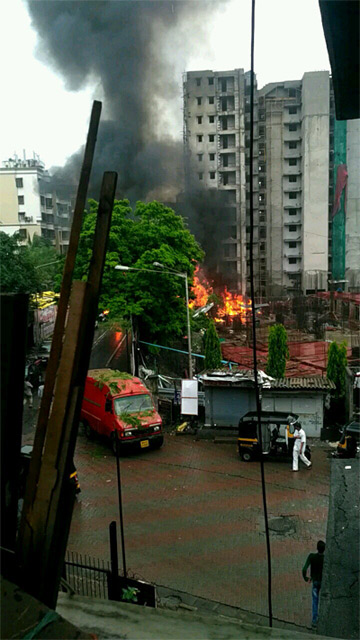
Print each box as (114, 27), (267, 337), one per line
(26, 0), (226, 201)
(177, 187), (234, 283)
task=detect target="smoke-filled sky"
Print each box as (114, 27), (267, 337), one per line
(1, 0), (329, 176)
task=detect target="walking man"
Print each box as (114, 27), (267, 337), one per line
(24, 378), (33, 408)
(302, 540), (326, 628)
(292, 421), (311, 471)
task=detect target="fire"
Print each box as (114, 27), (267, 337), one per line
(189, 266), (251, 323)
(216, 288), (251, 322)
(189, 267), (213, 309)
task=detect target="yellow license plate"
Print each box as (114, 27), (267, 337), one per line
(140, 440), (149, 448)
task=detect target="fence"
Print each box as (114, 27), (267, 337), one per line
(63, 550), (110, 599)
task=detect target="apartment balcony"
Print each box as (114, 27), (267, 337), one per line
(283, 113), (301, 124)
(283, 130), (301, 143)
(283, 165), (301, 176)
(283, 148), (302, 159)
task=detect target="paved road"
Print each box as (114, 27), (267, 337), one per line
(57, 431), (331, 629)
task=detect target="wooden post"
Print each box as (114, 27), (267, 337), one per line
(0, 294), (29, 551)
(17, 172), (117, 608)
(19, 102), (102, 543)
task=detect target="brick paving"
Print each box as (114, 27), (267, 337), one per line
(47, 430), (331, 629)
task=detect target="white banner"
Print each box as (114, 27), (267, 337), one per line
(181, 379), (198, 416)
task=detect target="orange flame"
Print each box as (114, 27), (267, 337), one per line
(189, 267), (251, 323)
(189, 267), (213, 309)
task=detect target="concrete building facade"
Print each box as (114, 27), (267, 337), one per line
(0, 155), (72, 253)
(184, 69), (360, 296)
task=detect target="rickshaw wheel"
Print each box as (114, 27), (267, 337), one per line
(240, 449), (253, 462)
(83, 422), (93, 440)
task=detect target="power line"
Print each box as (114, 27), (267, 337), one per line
(248, 0), (273, 627)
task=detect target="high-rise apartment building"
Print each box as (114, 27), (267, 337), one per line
(0, 155), (72, 254)
(183, 69), (360, 296)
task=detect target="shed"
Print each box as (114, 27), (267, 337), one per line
(263, 377), (336, 437)
(200, 370), (335, 437)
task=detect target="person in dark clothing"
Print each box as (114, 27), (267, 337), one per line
(302, 540), (326, 628)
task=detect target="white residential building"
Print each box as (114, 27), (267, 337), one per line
(0, 155), (72, 253)
(184, 68), (360, 296)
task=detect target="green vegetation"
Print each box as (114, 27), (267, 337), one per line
(327, 341), (347, 398)
(266, 324), (289, 378)
(204, 320), (222, 370)
(75, 199), (203, 344)
(0, 232), (62, 294)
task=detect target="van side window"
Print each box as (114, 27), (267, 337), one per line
(105, 397), (112, 413)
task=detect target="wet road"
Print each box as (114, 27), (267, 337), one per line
(63, 431), (331, 629)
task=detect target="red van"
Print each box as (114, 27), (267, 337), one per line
(81, 369), (163, 453)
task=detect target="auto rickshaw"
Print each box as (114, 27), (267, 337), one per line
(334, 420), (359, 458)
(238, 411), (311, 462)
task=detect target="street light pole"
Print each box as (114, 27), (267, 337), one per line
(115, 264), (193, 379)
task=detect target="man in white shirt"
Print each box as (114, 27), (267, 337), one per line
(293, 421), (312, 471)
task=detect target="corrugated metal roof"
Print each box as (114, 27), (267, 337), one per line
(270, 377), (336, 391)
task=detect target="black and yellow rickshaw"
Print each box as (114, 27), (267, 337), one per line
(238, 411), (310, 462)
(335, 421), (359, 458)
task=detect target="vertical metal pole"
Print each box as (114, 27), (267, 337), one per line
(114, 430), (127, 579)
(130, 314), (136, 376)
(109, 521), (119, 599)
(184, 274), (193, 378)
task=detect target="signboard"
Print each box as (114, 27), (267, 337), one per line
(181, 379), (198, 416)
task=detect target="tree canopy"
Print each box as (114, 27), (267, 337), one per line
(75, 199), (204, 344)
(327, 341), (347, 398)
(204, 320), (222, 370)
(266, 324), (289, 378)
(0, 232), (62, 294)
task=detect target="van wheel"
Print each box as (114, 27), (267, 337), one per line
(152, 436), (164, 449)
(240, 449), (253, 462)
(83, 422), (93, 440)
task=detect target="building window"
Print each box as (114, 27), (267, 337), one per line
(289, 192), (297, 199)
(209, 172), (215, 179)
(289, 123), (297, 131)
(289, 158), (297, 166)
(289, 257), (297, 264)
(15, 178), (23, 188)
(196, 77), (201, 86)
(197, 116), (202, 124)
(18, 195), (24, 205)
(196, 97), (202, 106)
(209, 96), (214, 104)
(260, 242), (266, 251)
(208, 77), (214, 85)
(45, 197), (53, 209)
(40, 195), (45, 206)
(289, 88), (296, 98)
(18, 228), (27, 240)
(289, 241), (297, 248)
(209, 115), (215, 124)
(289, 107), (297, 114)
(289, 209), (298, 215)
(289, 141), (297, 149)
(209, 153), (215, 161)
(208, 134), (215, 142)
(197, 135), (203, 142)
(198, 173), (203, 180)
(289, 225), (297, 232)
(289, 175), (297, 182)
(197, 154), (203, 161)
(260, 227), (266, 239)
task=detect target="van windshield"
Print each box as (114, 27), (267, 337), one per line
(113, 394), (153, 415)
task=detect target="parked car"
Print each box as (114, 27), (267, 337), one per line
(81, 369), (163, 454)
(238, 411), (311, 462)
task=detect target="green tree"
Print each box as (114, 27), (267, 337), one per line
(266, 324), (289, 378)
(74, 199), (204, 344)
(0, 232), (62, 294)
(327, 341), (347, 398)
(204, 321), (222, 370)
